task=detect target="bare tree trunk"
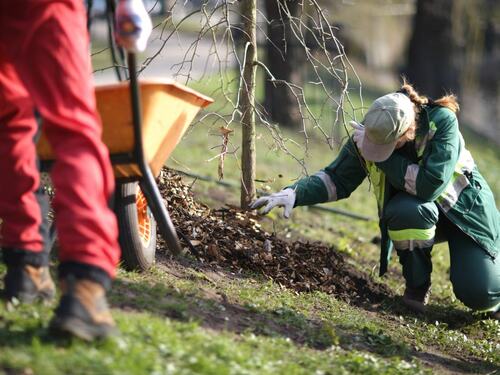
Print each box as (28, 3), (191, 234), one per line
(159, 0), (173, 16)
(264, 0), (305, 129)
(239, 0), (257, 209)
(479, 0), (500, 129)
(404, 0), (461, 97)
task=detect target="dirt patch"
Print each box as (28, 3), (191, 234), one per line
(157, 168), (392, 306)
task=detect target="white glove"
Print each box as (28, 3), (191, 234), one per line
(115, 0), (152, 53)
(250, 188), (296, 219)
(349, 121), (364, 150)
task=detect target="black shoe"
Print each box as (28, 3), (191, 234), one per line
(402, 283), (431, 314)
(3, 265), (55, 303)
(491, 310), (500, 320)
(50, 277), (117, 341)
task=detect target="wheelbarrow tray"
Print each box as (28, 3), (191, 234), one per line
(37, 79), (213, 178)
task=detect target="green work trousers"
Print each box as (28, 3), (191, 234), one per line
(384, 192), (500, 312)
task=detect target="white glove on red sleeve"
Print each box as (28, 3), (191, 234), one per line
(349, 121), (365, 150)
(250, 188), (296, 219)
(115, 0), (152, 53)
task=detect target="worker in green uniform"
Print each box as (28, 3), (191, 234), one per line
(251, 82), (500, 318)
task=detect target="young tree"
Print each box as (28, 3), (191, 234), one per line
(129, 0), (359, 208)
(239, 0), (258, 208)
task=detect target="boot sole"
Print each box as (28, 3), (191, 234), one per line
(50, 315), (117, 341)
(402, 297), (427, 314)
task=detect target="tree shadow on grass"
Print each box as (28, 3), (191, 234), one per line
(109, 275), (335, 350)
(363, 296), (500, 374)
(0, 309), (96, 349)
(377, 294), (490, 329)
(334, 320), (499, 375)
(109, 270), (499, 375)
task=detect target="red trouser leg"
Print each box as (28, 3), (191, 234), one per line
(0, 58), (44, 252)
(0, 0), (120, 278)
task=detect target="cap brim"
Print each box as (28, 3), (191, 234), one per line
(360, 134), (395, 162)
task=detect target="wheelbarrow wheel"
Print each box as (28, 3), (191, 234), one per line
(115, 181), (157, 271)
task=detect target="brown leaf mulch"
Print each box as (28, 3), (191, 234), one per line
(158, 168), (392, 306)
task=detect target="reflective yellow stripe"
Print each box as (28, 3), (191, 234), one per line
(366, 161), (385, 211)
(416, 122), (475, 212)
(416, 121), (437, 158)
(388, 227), (436, 241)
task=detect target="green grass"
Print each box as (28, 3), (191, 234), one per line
(2, 259), (497, 374)
(0, 313), (427, 375)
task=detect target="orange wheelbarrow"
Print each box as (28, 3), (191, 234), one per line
(37, 54), (213, 271)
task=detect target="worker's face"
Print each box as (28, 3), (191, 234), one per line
(395, 137), (407, 149)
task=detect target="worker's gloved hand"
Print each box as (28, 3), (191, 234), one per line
(349, 121), (364, 150)
(115, 0), (152, 53)
(250, 188), (296, 219)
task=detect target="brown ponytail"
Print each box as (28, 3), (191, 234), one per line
(434, 95), (460, 113)
(399, 78), (460, 113)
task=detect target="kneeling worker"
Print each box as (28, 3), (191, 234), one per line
(252, 81), (500, 318)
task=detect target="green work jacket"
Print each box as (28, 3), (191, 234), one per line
(290, 105), (500, 276)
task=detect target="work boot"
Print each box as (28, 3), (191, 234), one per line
(491, 310), (500, 321)
(3, 265), (56, 303)
(50, 276), (117, 341)
(402, 282), (431, 314)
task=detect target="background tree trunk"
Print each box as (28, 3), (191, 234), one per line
(478, 0), (500, 129)
(159, 0), (173, 16)
(239, 0), (257, 209)
(264, 0), (305, 129)
(404, 0), (461, 98)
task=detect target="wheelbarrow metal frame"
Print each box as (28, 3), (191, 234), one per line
(125, 53), (181, 256)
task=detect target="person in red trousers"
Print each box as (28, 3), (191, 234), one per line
(0, 0), (151, 340)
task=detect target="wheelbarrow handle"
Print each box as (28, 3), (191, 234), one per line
(127, 53), (182, 256)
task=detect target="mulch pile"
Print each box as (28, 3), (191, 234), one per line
(158, 168), (391, 305)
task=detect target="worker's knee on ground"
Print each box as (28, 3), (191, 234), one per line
(451, 273), (500, 311)
(448, 233), (500, 311)
(384, 193), (439, 230)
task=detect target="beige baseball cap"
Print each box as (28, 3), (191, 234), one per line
(353, 93), (415, 162)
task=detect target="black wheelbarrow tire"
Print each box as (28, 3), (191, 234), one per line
(114, 181), (157, 271)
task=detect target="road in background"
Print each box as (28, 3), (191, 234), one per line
(91, 19), (234, 84)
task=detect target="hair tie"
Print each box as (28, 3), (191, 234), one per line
(396, 88), (410, 98)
